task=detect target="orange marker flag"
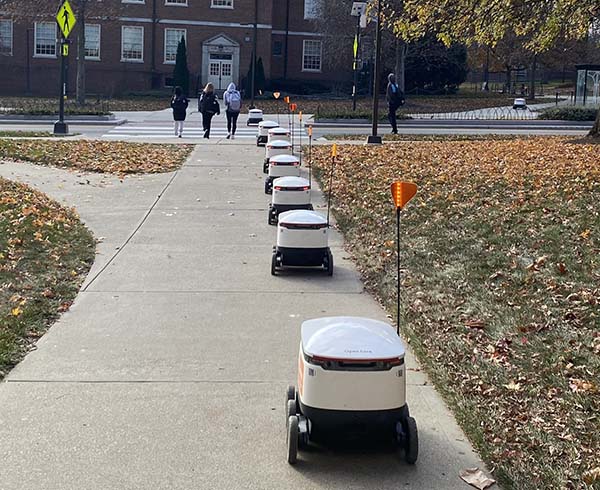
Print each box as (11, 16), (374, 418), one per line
(284, 96), (290, 104)
(273, 91), (281, 99)
(331, 144), (337, 157)
(290, 103), (297, 112)
(390, 181), (417, 209)
(299, 111), (303, 122)
(308, 125), (313, 137)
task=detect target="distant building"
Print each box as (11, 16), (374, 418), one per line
(0, 0), (350, 96)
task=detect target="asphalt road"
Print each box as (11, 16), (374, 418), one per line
(0, 108), (592, 141)
(0, 128), (491, 489)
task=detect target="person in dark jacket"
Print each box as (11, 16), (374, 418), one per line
(170, 86), (189, 138)
(198, 82), (220, 139)
(386, 73), (405, 134)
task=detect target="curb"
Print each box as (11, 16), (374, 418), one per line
(0, 116), (127, 126)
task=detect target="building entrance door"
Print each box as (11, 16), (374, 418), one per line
(207, 54), (233, 91)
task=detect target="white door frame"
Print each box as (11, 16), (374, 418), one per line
(201, 34), (240, 93)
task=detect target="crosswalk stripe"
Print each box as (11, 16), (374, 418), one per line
(103, 124), (308, 140)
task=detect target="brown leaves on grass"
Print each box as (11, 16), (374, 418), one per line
(0, 178), (95, 379)
(310, 137), (600, 489)
(0, 140), (193, 175)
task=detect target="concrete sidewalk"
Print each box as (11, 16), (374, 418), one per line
(0, 142), (488, 489)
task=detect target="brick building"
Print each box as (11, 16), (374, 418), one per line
(0, 0), (350, 96)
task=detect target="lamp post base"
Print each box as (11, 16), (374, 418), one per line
(53, 121), (69, 135)
(366, 135), (382, 144)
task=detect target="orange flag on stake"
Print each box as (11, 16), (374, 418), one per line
(390, 181), (417, 209)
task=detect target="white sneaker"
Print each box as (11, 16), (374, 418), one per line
(231, 134), (235, 140)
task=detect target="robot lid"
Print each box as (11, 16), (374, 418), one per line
(270, 154), (299, 165)
(249, 108), (263, 115)
(301, 317), (405, 361)
(267, 140), (293, 149)
(259, 120), (278, 129)
(278, 209), (327, 226)
(272, 176), (310, 190)
(269, 127), (290, 135)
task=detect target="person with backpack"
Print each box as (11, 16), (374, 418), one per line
(223, 82), (242, 139)
(198, 82), (220, 139)
(386, 73), (405, 135)
(170, 86), (189, 138)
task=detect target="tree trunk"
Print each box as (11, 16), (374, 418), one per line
(589, 110), (600, 138)
(76, 2), (86, 106)
(505, 66), (512, 94)
(394, 39), (406, 93)
(528, 54), (537, 101)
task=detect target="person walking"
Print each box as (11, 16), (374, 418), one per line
(170, 86), (189, 138)
(386, 73), (405, 135)
(198, 82), (220, 139)
(223, 82), (242, 139)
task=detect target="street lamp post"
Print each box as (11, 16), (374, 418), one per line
(366, 0), (382, 144)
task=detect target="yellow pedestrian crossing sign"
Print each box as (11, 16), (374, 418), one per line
(56, 0), (76, 39)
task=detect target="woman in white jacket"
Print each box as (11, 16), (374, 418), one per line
(223, 83), (242, 139)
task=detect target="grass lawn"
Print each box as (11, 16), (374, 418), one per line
(0, 131), (60, 138)
(0, 96), (169, 115)
(322, 134), (527, 142)
(0, 178), (95, 379)
(0, 140), (194, 174)
(254, 94), (516, 119)
(310, 137), (600, 489)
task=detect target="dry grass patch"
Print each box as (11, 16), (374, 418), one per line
(310, 137), (600, 489)
(0, 140), (193, 174)
(0, 178), (95, 379)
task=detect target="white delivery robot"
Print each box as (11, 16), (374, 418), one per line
(285, 316), (418, 465)
(268, 127), (291, 144)
(265, 154), (301, 194)
(264, 140), (293, 174)
(257, 120), (279, 147)
(271, 210), (333, 276)
(247, 108), (263, 125)
(268, 176), (312, 225)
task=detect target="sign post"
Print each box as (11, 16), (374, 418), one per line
(289, 102), (297, 154)
(298, 111), (303, 166)
(326, 144), (337, 226)
(390, 181), (418, 335)
(273, 91), (281, 124)
(54, 0), (76, 135)
(350, 2), (366, 112)
(307, 125), (313, 187)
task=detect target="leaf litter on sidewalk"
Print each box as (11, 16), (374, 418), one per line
(309, 137), (600, 490)
(0, 178), (95, 379)
(0, 140), (193, 174)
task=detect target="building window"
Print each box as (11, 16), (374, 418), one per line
(302, 39), (321, 72)
(211, 0), (233, 8)
(272, 40), (282, 56)
(121, 26), (143, 62)
(165, 0), (187, 4)
(0, 19), (12, 56)
(164, 28), (185, 64)
(304, 0), (319, 19)
(85, 24), (101, 60)
(34, 22), (56, 57)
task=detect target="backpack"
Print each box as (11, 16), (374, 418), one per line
(228, 91), (241, 112)
(172, 96), (188, 112)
